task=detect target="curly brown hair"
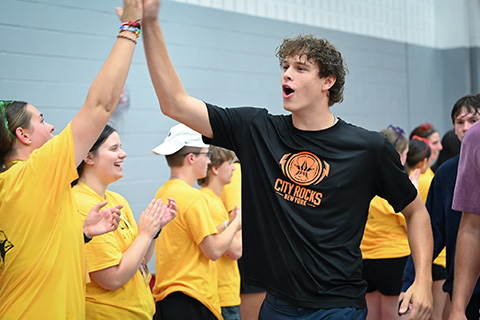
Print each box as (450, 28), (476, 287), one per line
(276, 35), (348, 106)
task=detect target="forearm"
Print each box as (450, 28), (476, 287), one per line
(84, 34), (136, 115)
(200, 219), (241, 261)
(451, 212), (480, 313)
(91, 233), (153, 290)
(404, 198), (433, 286)
(144, 238), (156, 264)
(142, 17), (212, 137)
(225, 231), (242, 260)
(142, 19), (188, 118)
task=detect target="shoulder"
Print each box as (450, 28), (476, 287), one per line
(436, 156), (460, 176)
(336, 119), (386, 150)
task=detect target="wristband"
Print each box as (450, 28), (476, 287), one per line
(84, 232), (92, 244)
(153, 229), (162, 239)
(222, 220), (229, 229)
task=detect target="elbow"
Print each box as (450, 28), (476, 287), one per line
(209, 251), (223, 261)
(226, 250), (242, 261)
(203, 249), (222, 261)
(94, 278), (123, 291)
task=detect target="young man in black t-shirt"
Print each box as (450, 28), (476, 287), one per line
(141, 1), (434, 319)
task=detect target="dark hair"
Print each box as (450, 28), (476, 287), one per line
(276, 35), (348, 106)
(198, 146), (235, 186)
(380, 125), (408, 153)
(406, 138), (431, 170)
(165, 146), (204, 168)
(0, 100), (31, 170)
(451, 94), (480, 124)
(409, 122), (437, 140)
(71, 124), (116, 186)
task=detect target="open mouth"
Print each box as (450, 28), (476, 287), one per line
(283, 85), (294, 97)
(114, 162), (123, 168)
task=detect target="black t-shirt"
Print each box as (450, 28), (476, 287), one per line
(203, 103), (417, 309)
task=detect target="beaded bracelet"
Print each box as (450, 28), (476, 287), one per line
(119, 20), (141, 38)
(119, 25), (141, 38)
(117, 34), (137, 45)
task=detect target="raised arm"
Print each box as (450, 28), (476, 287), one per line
(399, 195), (433, 320)
(141, 0), (213, 138)
(71, 0), (142, 166)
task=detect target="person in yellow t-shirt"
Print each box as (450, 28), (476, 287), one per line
(152, 124), (242, 320)
(72, 124), (176, 320)
(0, 1), (141, 318)
(199, 146), (242, 320)
(221, 162), (267, 320)
(361, 125), (411, 320)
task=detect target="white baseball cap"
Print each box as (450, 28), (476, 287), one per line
(152, 123), (209, 155)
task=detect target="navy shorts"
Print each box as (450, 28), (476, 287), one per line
(259, 293), (367, 320)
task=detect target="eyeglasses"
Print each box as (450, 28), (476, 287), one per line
(388, 125), (405, 147)
(182, 151), (212, 159)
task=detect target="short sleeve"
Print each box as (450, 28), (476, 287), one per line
(374, 138), (417, 212)
(184, 195), (218, 245)
(453, 125), (480, 213)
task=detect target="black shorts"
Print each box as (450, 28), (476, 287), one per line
(362, 256), (408, 296)
(154, 292), (216, 320)
(432, 263), (447, 281)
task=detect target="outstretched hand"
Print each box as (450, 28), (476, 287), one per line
(83, 201), (123, 239)
(142, 0), (162, 22)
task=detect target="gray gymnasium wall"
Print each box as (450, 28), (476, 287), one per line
(1, 1), (478, 270)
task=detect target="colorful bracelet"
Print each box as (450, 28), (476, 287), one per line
(122, 20), (141, 29)
(119, 25), (141, 38)
(119, 20), (141, 38)
(117, 34), (137, 45)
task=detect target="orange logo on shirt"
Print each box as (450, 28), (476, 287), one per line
(280, 152), (329, 186)
(275, 152), (330, 207)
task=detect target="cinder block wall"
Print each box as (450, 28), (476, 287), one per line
(1, 0), (479, 271)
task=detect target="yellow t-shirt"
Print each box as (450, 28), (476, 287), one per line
(72, 183), (155, 320)
(361, 196), (410, 259)
(418, 168), (447, 268)
(0, 123), (85, 319)
(221, 162), (242, 212)
(154, 179), (221, 319)
(201, 187), (241, 307)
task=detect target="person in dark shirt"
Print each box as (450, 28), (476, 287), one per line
(140, 1), (434, 319)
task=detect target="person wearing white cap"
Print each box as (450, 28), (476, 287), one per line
(152, 124), (242, 320)
(141, 1), (434, 319)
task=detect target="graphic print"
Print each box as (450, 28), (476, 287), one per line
(0, 230), (14, 271)
(275, 152), (330, 207)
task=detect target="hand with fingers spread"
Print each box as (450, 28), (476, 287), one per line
(159, 197), (177, 229)
(83, 201), (123, 239)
